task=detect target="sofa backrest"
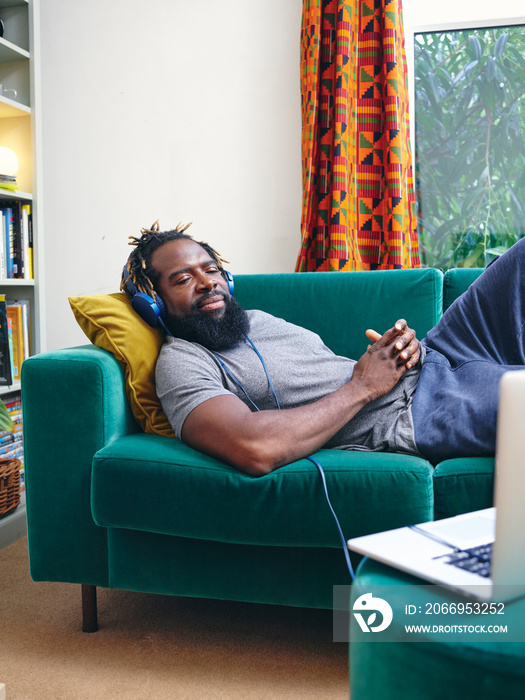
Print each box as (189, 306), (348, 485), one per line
(443, 268), (484, 312)
(234, 268), (443, 360)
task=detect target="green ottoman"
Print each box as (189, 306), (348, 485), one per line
(349, 558), (525, 700)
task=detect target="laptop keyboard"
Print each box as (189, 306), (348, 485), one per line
(444, 543), (493, 578)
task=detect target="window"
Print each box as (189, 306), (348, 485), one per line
(414, 24), (525, 269)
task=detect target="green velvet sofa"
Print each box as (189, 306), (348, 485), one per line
(22, 267), (491, 631)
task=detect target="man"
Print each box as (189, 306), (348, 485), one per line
(122, 224), (525, 476)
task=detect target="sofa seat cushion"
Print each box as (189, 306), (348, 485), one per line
(433, 457), (495, 520)
(91, 434), (434, 548)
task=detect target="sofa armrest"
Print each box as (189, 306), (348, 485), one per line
(21, 344), (138, 587)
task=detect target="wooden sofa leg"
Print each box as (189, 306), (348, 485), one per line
(81, 584), (98, 633)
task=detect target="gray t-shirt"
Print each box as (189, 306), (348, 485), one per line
(155, 310), (423, 456)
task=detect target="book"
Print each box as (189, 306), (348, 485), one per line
(0, 175), (18, 190)
(3, 206), (13, 278)
(5, 402), (21, 419)
(0, 211), (5, 279)
(0, 202), (33, 279)
(6, 315), (14, 380)
(6, 305), (22, 380)
(0, 294), (12, 386)
(3, 394), (21, 406)
(6, 301), (30, 380)
(8, 299), (30, 355)
(0, 389), (23, 466)
(11, 201), (23, 279)
(0, 182), (19, 192)
(22, 203), (32, 279)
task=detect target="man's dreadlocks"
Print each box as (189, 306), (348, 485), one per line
(121, 220), (229, 299)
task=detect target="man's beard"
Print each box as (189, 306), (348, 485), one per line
(165, 293), (250, 351)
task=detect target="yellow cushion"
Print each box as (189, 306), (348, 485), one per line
(68, 292), (175, 437)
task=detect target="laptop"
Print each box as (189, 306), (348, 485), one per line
(347, 369), (525, 602)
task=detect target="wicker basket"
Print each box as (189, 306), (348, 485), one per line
(0, 457), (22, 518)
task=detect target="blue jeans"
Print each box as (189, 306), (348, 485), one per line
(412, 237), (525, 464)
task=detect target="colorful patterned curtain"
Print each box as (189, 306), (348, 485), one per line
(296, 0), (421, 271)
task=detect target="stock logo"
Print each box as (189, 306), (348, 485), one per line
(352, 593), (393, 633)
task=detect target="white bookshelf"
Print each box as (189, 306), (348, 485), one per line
(0, 0), (41, 548)
(0, 95), (30, 117)
(0, 35), (29, 61)
(0, 278), (34, 286)
(0, 381), (19, 394)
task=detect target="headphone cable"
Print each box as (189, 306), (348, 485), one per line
(306, 455), (355, 580)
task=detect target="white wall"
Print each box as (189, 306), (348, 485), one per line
(39, 0), (303, 350)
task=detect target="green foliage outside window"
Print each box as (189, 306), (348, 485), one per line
(415, 25), (525, 269)
(0, 400), (13, 432)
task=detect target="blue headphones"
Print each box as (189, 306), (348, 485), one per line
(122, 265), (234, 334)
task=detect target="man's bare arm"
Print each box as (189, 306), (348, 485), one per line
(181, 319), (420, 476)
